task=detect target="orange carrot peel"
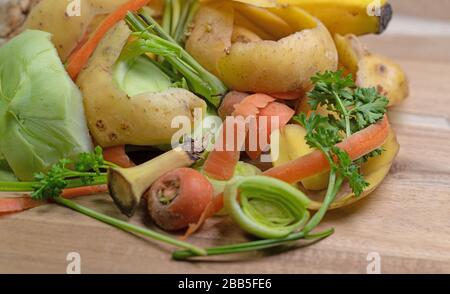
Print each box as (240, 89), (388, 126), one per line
(202, 94), (276, 181)
(0, 185), (108, 216)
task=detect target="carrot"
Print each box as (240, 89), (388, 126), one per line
(103, 145), (135, 168)
(203, 94), (275, 180)
(0, 185), (108, 216)
(183, 194), (224, 239)
(270, 91), (303, 100)
(61, 185), (108, 199)
(0, 197), (43, 215)
(184, 116), (390, 237)
(146, 168), (213, 231)
(202, 149), (241, 181)
(66, 0), (151, 80)
(218, 91), (249, 119)
(246, 101), (295, 160)
(264, 116), (390, 183)
(232, 93), (275, 117)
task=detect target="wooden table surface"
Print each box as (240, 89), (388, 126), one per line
(1, 11), (450, 274)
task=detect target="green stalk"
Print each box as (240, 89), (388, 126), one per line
(172, 0), (191, 43)
(123, 34), (215, 101)
(0, 181), (35, 191)
(302, 171), (343, 234)
(173, 0), (199, 45)
(172, 228), (334, 260)
(54, 196), (206, 256)
(162, 0), (172, 34)
(0, 175), (107, 192)
(180, 0), (200, 44)
(145, 55), (180, 81)
(131, 12), (227, 106)
(171, 0), (181, 36)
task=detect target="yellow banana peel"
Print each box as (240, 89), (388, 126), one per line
(308, 162), (393, 210)
(277, 0), (392, 35)
(234, 2), (294, 39)
(203, 0), (392, 36)
(271, 124), (400, 210)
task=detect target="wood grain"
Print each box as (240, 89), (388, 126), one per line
(390, 0), (450, 21)
(1, 10), (450, 274)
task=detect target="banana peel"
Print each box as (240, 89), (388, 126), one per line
(203, 0), (392, 36)
(271, 124), (400, 210)
(307, 162), (393, 210)
(234, 2), (294, 39)
(334, 34), (409, 107)
(233, 10), (277, 40)
(277, 0), (393, 35)
(308, 127), (399, 210)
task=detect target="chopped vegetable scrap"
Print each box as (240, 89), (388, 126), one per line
(0, 0), (409, 262)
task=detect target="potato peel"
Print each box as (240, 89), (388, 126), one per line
(186, 2), (338, 93)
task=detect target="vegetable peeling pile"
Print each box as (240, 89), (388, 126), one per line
(0, 0), (408, 260)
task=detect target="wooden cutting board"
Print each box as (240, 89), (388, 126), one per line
(1, 15), (450, 274)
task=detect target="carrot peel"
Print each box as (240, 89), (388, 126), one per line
(66, 0), (151, 80)
(203, 94), (277, 181)
(0, 185), (108, 216)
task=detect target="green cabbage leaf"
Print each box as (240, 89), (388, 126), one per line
(0, 158), (17, 182)
(0, 30), (93, 181)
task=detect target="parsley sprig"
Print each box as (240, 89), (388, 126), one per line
(31, 146), (114, 200)
(291, 70), (388, 233)
(308, 70), (388, 137)
(294, 113), (369, 198)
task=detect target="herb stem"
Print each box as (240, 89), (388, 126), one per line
(333, 92), (352, 137)
(54, 196), (206, 256)
(162, 0), (172, 34)
(0, 181), (35, 192)
(0, 175), (107, 192)
(128, 12), (227, 106)
(172, 227), (334, 260)
(302, 171), (343, 234)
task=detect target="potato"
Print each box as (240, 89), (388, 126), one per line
(186, 1), (234, 78)
(77, 21), (206, 147)
(334, 34), (409, 107)
(357, 54), (409, 107)
(186, 2), (338, 93)
(361, 128), (400, 175)
(24, 0), (130, 61)
(231, 25), (262, 44)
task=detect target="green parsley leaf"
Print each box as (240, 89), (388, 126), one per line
(32, 159), (71, 200)
(308, 70), (389, 137)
